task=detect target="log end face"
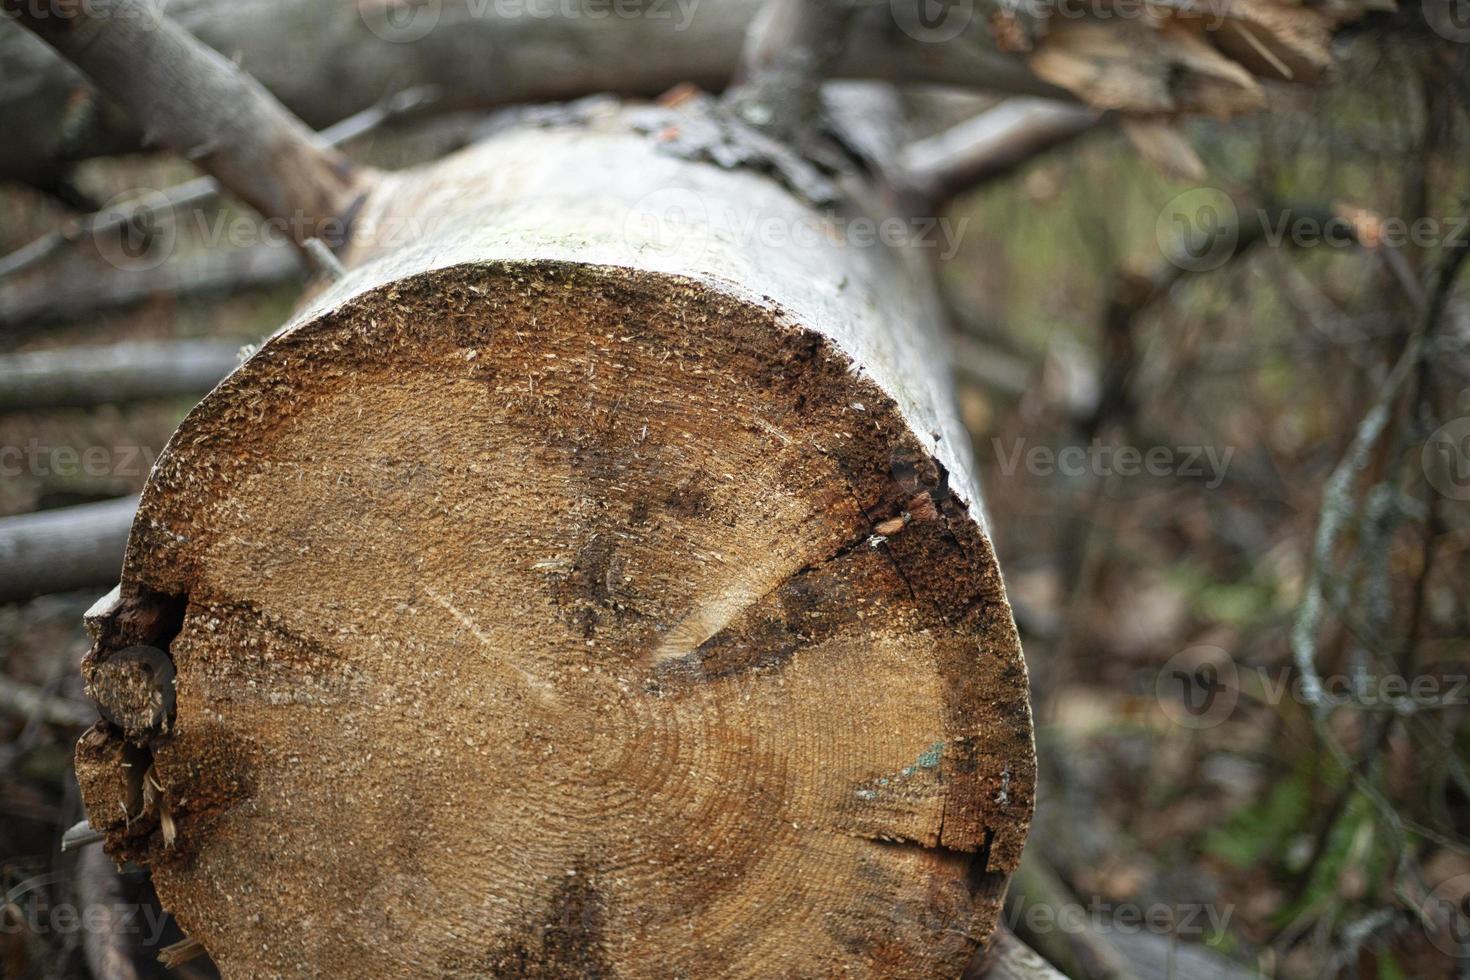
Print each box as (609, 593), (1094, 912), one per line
(86, 261), (1035, 977)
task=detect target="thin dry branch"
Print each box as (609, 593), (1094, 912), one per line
(0, 0), (1382, 186)
(0, 340), (241, 410)
(0, 497), (137, 604)
(3, 0), (365, 247)
(0, 86), (435, 282)
(0, 245), (301, 338)
(900, 99), (1100, 207)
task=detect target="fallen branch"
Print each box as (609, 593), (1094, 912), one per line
(0, 0), (1382, 185)
(901, 99), (1100, 208)
(0, 86), (437, 282)
(0, 497), (136, 604)
(0, 245), (301, 337)
(0, 340), (241, 411)
(76, 845), (141, 980)
(3, 0), (364, 247)
(1007, 851), (1133, 980)
(969, 926), (1069, 980)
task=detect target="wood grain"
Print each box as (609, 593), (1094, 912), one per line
(76, 109), (1035, 977)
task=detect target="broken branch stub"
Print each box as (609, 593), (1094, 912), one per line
(74, 106), (1035, 977)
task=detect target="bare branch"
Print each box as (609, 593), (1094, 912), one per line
(0, 86), (436, 281)
(0, 0), (1380, 186)
(900, 99), (1100, 207)
(76, 846), (141, 980)
(1, 245), (301, 338)
(3, 0), (364, 247)
(724, 0), (857, 144)
(968, 927), (1068, 980)
(0, 497), (137, 604)
(0, 340), (241, 411)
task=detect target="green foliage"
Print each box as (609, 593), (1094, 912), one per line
(1203, 769), (1313, 869)
(1284, 792), (1390, 924)
(1161, 559), (1291, 628)
(1375, 949), (1409, 980)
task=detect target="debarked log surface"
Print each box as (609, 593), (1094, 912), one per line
(75, 105), (1035, 978)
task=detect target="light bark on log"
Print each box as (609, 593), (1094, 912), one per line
(75, 105), (1036, 978)
(0, 340), (240, 410)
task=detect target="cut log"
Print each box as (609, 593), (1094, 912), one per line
(75, 105), (1036, 977)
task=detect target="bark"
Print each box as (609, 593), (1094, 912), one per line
(0, 0), (1376, 187)
(0, 497), (135, 603)
(2, 0), (362, 244)
(0, 340), (241, 410)
(74, 103), (1037, 978)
